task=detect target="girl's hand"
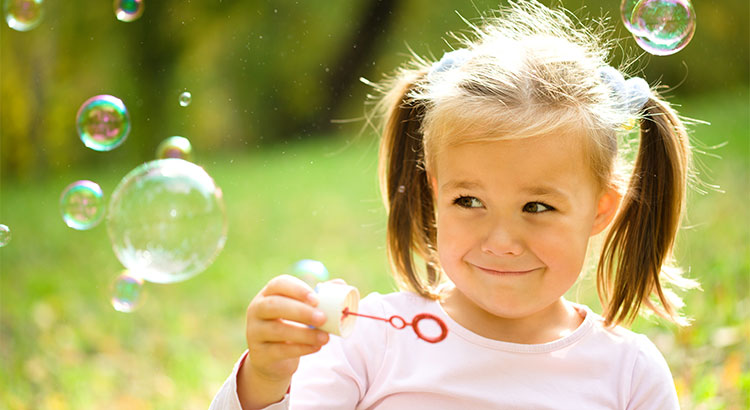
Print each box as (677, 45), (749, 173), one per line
(238, 275), (330, 408)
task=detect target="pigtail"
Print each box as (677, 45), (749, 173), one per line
(377, 69), (441, 298)
(597, 95), (698, 326)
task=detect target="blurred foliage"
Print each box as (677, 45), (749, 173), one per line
(1, 0), (748, 180)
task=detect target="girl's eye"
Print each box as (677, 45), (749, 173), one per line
(523, 202), (554, 213)
(453, 196), (484, 209)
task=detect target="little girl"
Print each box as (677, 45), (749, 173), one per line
(211, 1), (697, 408)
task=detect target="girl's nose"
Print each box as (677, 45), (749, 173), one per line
(480, 222), (524, 256)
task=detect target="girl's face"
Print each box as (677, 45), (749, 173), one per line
(430, 130), (617, 326)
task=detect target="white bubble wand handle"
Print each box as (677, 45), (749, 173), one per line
(314, 282), (359, 337)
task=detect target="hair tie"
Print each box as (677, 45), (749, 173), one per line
(597, 66), (651, 115)
(429, 48), (471, 76)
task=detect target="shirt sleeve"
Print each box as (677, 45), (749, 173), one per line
(626, 335), (680, 410)
(208, 350), (290, 410)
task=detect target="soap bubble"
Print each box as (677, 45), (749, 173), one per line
(110, 271), (145, 312)
(60, 180), (105, 230)
(289, 259), (329, 288)
(107, 159), (227, 284)
(629, 0), (696, 56)
(114, 0), (143, 22)
(178, 91), (192, 107)
(0, 224), (10, 247)
(76, 95), (131, 152)
(620, 0), (641, 32)
(156, 136), (193, 161)
(4, 0), (43, 32)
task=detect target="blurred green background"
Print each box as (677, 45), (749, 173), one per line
(1, 0), (748, 409)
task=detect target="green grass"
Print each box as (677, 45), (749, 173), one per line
(1, 89), (748, 409)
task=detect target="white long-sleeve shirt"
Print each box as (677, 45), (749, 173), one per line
(210, 291), (679, 409)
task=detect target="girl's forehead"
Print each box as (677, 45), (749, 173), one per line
(442, 131), (583, 162)
(424, 100), (592, 150)
(430, 131), (596, 188)
(427, 120), (588, 165)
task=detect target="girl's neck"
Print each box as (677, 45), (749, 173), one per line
(439, 288), (584, 344)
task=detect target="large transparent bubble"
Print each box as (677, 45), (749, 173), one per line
(107, 159), (227, 284)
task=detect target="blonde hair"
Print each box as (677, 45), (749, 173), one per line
(372, 0), (697, 326)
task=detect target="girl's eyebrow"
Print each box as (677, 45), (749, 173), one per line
(522, 186), (569, 201)
(440, 180), (483, 191)
(523, 185), (565, 196)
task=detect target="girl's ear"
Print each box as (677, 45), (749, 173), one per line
(591, 187), (622, 236)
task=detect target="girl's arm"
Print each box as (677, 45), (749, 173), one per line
(235, 275), (330, 409)
(210, 292), (388, 409)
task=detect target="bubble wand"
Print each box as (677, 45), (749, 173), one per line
(341, 307), (448, 344)
(314, 281), (448, 343)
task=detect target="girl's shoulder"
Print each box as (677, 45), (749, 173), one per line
(575, 304), (672, 372)
(578, 303), (663, 348)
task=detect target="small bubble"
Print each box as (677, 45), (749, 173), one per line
(155, 136), (193, 161)
(397, 185), (405, 193)
(627, 0), (696, 56)
(0, 224), (11, 247)
(289, 259), (329, 288)
(110, 271), (145, 312)
(76, 95), (130, 152)
(114, 0), (144, 23)
(178, 91), (192, 107)
(620, 0), (640, 31)
(60, 180), (104, 230)
(4, 0), (44, 32)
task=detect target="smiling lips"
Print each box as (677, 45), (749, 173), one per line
(473, 264), (539, 276)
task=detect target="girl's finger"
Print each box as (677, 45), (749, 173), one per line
(255, 341), (325, 362)
(324, 278), (347, 286)
(252, 319), (330, 346)
(253, 295), (326, 327)
(260, 275), (318, 306)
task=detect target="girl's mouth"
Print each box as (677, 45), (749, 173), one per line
(473, 264), (539, 276)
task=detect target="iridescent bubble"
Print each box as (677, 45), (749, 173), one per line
(620, 0), (641, 32)
(4, 0), (43, 32)
(107, 159), (228, 284)
(0, 224), (11, 247)
(76, 95), (131, 152)
(114, 0), (144, 23)
(156, 136), (193, 161)
(289, 259), (329, 288)
(110, 271), (145, 312)
(629, 0), (696, 56)
(60, 180), (105, 230)
(178, 91), (192, 107)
